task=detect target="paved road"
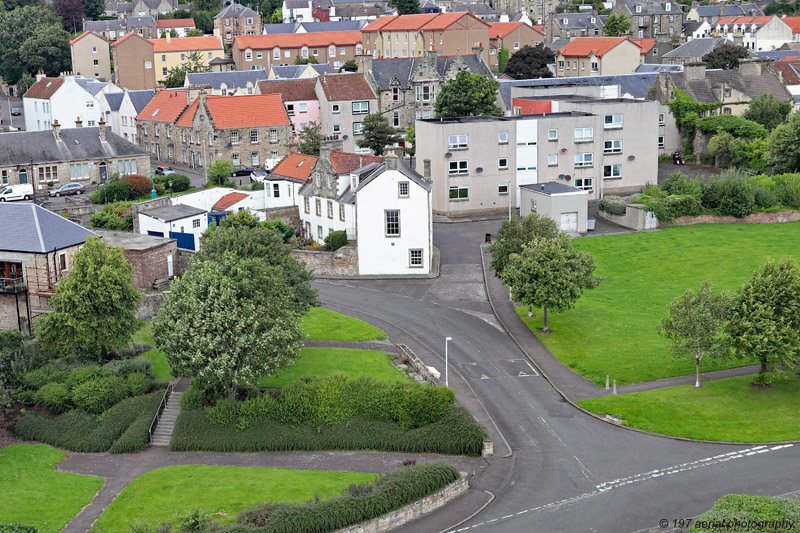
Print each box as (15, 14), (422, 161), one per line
(0, 95), (24, 130)
(314, 221), (800, 532)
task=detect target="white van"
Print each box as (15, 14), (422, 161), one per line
(0, 184), (34, 201)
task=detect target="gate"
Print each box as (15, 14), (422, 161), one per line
(169, 231), (195, 250)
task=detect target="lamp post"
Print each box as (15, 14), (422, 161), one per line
(168, 178), (173, 197)
(444, 336), (453, 387)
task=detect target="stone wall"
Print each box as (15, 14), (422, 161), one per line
(335, 475), (469, 533)
(131, 197), (173, 234)
(123, 240), (179, 291)
(137, 291), (165, 320)
(263, 205), (301, 233)
(0, 293), (29, 332)
(596, 204), (657, 231)
(176, 248), (195, 276)
(291, 244), (358, 277)
(667, 210), (800, 226)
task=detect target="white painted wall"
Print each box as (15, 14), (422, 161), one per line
(299, 194), (356, 241)
(515, 119), (539, 208)
(24, 77), (123, 132)
(138, 212), (207, 249)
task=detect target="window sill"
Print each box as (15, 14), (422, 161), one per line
(447, 147), (468, 151)
(574, 165), (593, 169)
(603, 151), (622, 155)
(604, 126), (623, 130)
(574, 139), (593, 143)
(448, 198), (469, 202)
(603, 176), (623, 180)
(385, 234), (401, 238)
(498, 167), (509, 171)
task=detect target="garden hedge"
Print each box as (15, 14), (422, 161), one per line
(0, 525), (38, 533)
(691, 494), (800, 533)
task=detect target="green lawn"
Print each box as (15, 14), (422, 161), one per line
(578, 375), (800, 442)
(132, 321), (154, 345)
(517, 223), (800, 384)
(258, 347), (405, 388)
(95, 465), (375, 530)
(0, 444), (103, 532)
(139, 348), (173, 381)
(302, 307), (386, 341)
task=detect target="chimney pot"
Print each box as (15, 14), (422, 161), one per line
(53, 120), (61, 140)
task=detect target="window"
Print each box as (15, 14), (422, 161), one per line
(448, 134), (468, 149)
(286, 104), (294, 116)
(333, 124), (340, 133)
(68, 163), (89, 180)
(256, 51), (262, 59)
(393, 112), (399, 127)
(299, 103), (306, 113)
(723, 88), (732, 97)
(353, 122), (363, 135)
(327, 200), (334, 219)
(591, 61), (598, 71)
(249, 130), (259, 143)
(513, 41), (520, 50)
(87, 120), (96, 127)
(247, 16), (253, 23)
(1, 170), (7, 184)
(37, 166), (57, 182)
(385, 209), (400, 236)
(658, 136), (665, 148)
(274, 49), (280, 58)
(86, 100), (94, 109)
(316, 199), (322, 216)
(392, 87), (399, 101)
(332, 104), (340, 113)
(548, 154), (558, 166)
(352, 101), (369, 114)
(272, 183), (280, 197)
(449, 161), (468, 175)
(415, 85), (433, 102)
(162, 67), (168, 76)
(498, 131), (508, 144)
(548, 129), (558, 140)
(574, 177), (593, 190)
(302, 49), (308, 58)
(232, 153), (240, 165)
(658, 112), (665, 125)
(574, 153), (593, 167)
(269, 129), (278, 143)
(448, 185), (468, 200)
(724, 107), (732, 115)
(409, 249), (423, 267)
(604, 114), (623, 129)
(398, 181), (409, 197)
(318, 225), (323, 239)
(574, 127), (593, 142)
(558, 60), (564, 69)
(603, 164), (622, 178)
(635, 4), (641, 12)
(231, 131), (240, 144)
(145, 61), (152, 69)
(285, 50), (290, 58)
(312, 49), (318, 56)
(192, 218), (201, 229)
(498, 158), (508, 169)
(604, 139), (622, 154)
(251, 152), (259, 166)
(93, 59), (99, 66)
(498, 183), (508, 195)
(304, 197), (310, 213)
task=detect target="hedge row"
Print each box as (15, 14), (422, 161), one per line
(15, 390), (164, 453)
(0, 525), (37, 533)
(222, 461), (461, 533)
(171, 404), (488, 456)
(691, 494), (800, 533)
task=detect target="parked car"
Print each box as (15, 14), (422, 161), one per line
(154, 165), (175, 175)
(251, 169), (269, 182)
(49, 182), (86, 197)
(0, 183), (33, 201)
(232, 165), (255, 176)
(10, 107), (20, 116)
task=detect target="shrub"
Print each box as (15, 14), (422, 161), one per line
(126, 372), (152, 396)
(660, 172), (703, 200)
(773, 173), (800, 209)
(179, 381), (219, 410)
(90, 202), (134, 231)
(65, 365), (112, 390)
(72, 376), (128, 414)
(696, 114), (768, 138)
(752, 184), (779, 209)
(598, 196), (626, 216)
(104, 357), (155, 378)
(0, 525), (38, 533)
(324, 230), (348, 251)
(250, 181), (265, 191)
(35, 382), (71, 414)
(155, 173), (191, 193)
(21, 364), (67, 390)
(692, 494), (800, 533)
(0, 330), (23, 353)
(90, 179), (132, 203)
(717, 176), (755, 218)
(664, 194), (703, 217)
(122, 174), (157, 200)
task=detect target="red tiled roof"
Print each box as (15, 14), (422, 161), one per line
(422, 12), (489, 30)
(329, 151), (383, 174)
(235, 30), (362, 51)
(714, 16), (773, 26)
(363, 14), (439, 32)
(176, 94), (290, 128)
(317, 73), (376, 101)
(557, 37), (630, 57)
(70, 31), (108, 45)
(630, 38), (656, 54)
(490, 22), (523, 40)
(775, 57), (800, 85)
(156, 18), (196, 29)
(532, 24), (544, 34)
(783, 16), (800, 33)
(271, 152), (318, 181)
(213, 192), (249, 210)
(23, 77), (63, 100)
(137, 89), (190, 123)
(150, 36), (223, 52)
(258, 79), (318, 101)
(111, 32), (153, 48)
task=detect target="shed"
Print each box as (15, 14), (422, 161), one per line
(520, 182), (589, 233)
(137, 204), (208, 251)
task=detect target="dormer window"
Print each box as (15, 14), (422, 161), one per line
(666, 3), (671, 10)
(563, 18), (568, 24)
(590, 17), (595, 23)
(635, 5), (642, 12)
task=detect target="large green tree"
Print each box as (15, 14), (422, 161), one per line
(766, 112), (800, 172)
(208, 159), (234, 186)
(192, 0), (222, 12)
(502, 234), (599, 333)
(603, 13), (631, 36)
(389, 0), (420, 14)
(728, 258), (800, 385)
(298, 120), (323, 156)
(339, 59), (358, 72)
(84, 0), (105, 20)
(192, 10), (214, 34)
(503, 44), (553, 80)
(743, 91), (792, 131)
(0, 6), (61, 83)
(701, 44), (751, 70)
(659, 281), (731, 388)
(19, 24), (72, 78)
(488, 213), (559, 278)
(56, 0), (84, 32)
(357, 113), (401, 156)
(35, 237), (142, 360)
(153, 254), (304, 397)
(434, 70), (501, 118)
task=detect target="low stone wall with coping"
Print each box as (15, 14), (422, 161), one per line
(667, 210), (800, 226)
(291, 244), (358, 276)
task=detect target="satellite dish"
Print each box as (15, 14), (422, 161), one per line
(445, 152), (452, 158)
(628, 155), (636, 161)
(558, 174), (565, 179)
(565, 175), (572, 181)
(476, 167), (483, 173)
(343, 135), (349, 140)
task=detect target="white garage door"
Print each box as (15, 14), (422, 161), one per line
(560, 212), (578, 232)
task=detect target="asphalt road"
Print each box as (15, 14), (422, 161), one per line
(0, 95), (24, 130)
(314, 221), (800, 533)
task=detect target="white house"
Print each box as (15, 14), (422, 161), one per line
(138, 204), (208, 250)
(172, 186), (300, 223)
(691, 20), (712, 40)
(355, 153), (433, 275)
(710, 16), (792, 51)
(23, 74), (122, 132)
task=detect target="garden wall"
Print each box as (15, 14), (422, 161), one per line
(291, 244), (358, 276)
(335, 474), (469, 533)
(262, 205), (301, 233)
(667, 210), (800, 226)
(137, 292), (165, 320)
(596, 204), (657, 231)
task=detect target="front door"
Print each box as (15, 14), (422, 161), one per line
(560, 212), (578, 232)
(99, 163), (108, 183)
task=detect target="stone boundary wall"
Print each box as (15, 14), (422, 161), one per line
(262, 205), (301, 233)
(596, 204), (655, 231)
(131, 197), (172, 234)
(667, 210), (800, 226)
(137, 292), (166, 320)
(335, 475), (469, 533)
(291, 244), (358, 276)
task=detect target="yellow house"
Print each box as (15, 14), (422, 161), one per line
(150, 35), (225, 80)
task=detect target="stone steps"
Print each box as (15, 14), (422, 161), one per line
(149, 390), (182, 447)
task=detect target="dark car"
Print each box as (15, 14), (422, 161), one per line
(232, 165), (255, 176)
(49, 182), (86, 197)
(10, 107), (20, 116)
(154, 165), (176, 175)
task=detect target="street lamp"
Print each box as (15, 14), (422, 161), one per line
(168, 178), (173, 197)
(444, 337), (453, 387)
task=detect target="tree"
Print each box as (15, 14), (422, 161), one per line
(389, 0), (420, 14)
(192, 10), (214, 33)
(743, 91), (792, 131)
(603, 13), (631, 36)
(357, 113), (401, 156)
(404, 124), (415, 162)
(294, 55), (318, 64)
(161, 66), (186, 88)
(153, 254), (304, 397)
(186, 28), (204, 36)
(160, 49), (210, 87)
(84, 0), (105, 20)
(766, 112), (800, 172)
(503, 44), (554, 80)
(339, 59), (358, 72)
(659, 281), (731, 388)
(56, 0), (84, 32)
(502, 234), (599, 333)
(0, 6), (61, 83)
(15, 72), (35, 95)
(701, 44), (750, 70)
(270, 9), (281, 23)
(209, 159), (234, 186)
(298, 120), (323, 156)
(19, 24), (72, 78)
(707, 131), (735, 168)
(434, 70), (502, 118)
(497, 46), (509, 73)
(728, 258), (800, 385)
(34, 237), (142, 361)
(667, 88), (722, 153)
(192, 0), (221, 11)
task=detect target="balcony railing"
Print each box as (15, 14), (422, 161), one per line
(0, 277), (26, 294)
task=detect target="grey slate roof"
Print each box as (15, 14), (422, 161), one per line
(311, 64), (333, 75)
(636, 63), (683, 72)
(549, 39), (570, 52)
(128, 89), (155, 113)
(662, 38), (734, 59)
(74, 77), (111, 96)
(215, 2), (258, 18)
(626, 0), (683, 16)
(285, 0), (331, 8)
(520, 181), (587, 195)
(141, 204), (206, 222)
(301, 20), (367, 32)
(85, 19), (125, 32)
(298, 181), (313, 196)
(356, 160), (431, 193)
(271, 65), (306, 79)
(186, 70), (267, 89)
(498, 73), (657, 109)
(370, 55), (491, 90)
(453, 2), (499, 15)
(104, 92), (125, 111)
(666, 65), (792, 103)
(0, 127), (147, 167)
(262, 23), (301, 34)
(116, 1), (133, 12)
(0, 204), (95, 253)
(127, 15), (156, 27)
(695, 3), (762, 18)
(554, 12), (605, 30)
(755, 50), (800, 60)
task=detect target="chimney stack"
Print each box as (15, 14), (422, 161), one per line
(684, 62), (707, 81)
(385, 151), (398, 170)
(75, 116), (83, 127)
(53, 120), (61, 141)
(423, 159), (431, 183)
(99, 117), (106, 142)
(355, 53), (373, 74)
(319, 135), (343, 160)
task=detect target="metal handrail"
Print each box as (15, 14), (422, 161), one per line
(148, 379), (176, 443)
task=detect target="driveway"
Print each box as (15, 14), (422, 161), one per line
(658, 162), (722, 184)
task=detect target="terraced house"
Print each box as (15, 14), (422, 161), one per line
(214, 2), (261, 45)
(232, 31), (364, 71)
(314, 73), (378, 154)
(151, 36), (225, 81)
(488, 22), (545, 70)
(137, 89), (292, 170)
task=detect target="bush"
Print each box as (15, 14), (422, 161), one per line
(0, 525), (38, 533)
(90, 179), (132, 203)
(250, 181), (264, 191)
(324, 230), (348, 251)
(34, 382), (71, 414)
(126, 372), (152, 396)
(90, 202), (134, 231)
(15, 390), (164, 453)
(0, 330), (23, 353)
(72, 376), (128, 414)
(691, 494), (800, 533)
(104, 357), (154, 378)
(122, 174), (157, 200)
(773, 173), (800, 209)
(21, 364), (67, 390)
(65, 365), (112, 390)
(155, 173), (191, 193)
(118, 342), (153, 359)
(696, 115), (768, 138)
(598, 196), (626, 216)
(752, 184), (779, 209)
(660, 172), (703, 200)
(717, 176), (756, 218)
(664, 194), (703, 217)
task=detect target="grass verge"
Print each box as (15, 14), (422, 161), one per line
(0, 444), (103, 533)
(131, 321), (154, 345)
(302, 307), (386, 341)
(139, 348), (173, 381)
(578, 375), (800, 442)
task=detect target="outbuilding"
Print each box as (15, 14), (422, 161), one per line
(137, 204), (208, 251)
(520, 181), (589, 233)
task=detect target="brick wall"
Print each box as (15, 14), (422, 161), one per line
(291, 244), (358, 276)
(123, 240), (178, 290)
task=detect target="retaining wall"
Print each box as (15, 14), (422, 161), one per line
(667, 210), (800, 226)
(291, 244), (358, 276)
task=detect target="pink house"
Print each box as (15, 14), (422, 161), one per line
(257, 78), (320, 143)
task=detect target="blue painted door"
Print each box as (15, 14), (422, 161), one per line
(169, 231), (195, 250)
